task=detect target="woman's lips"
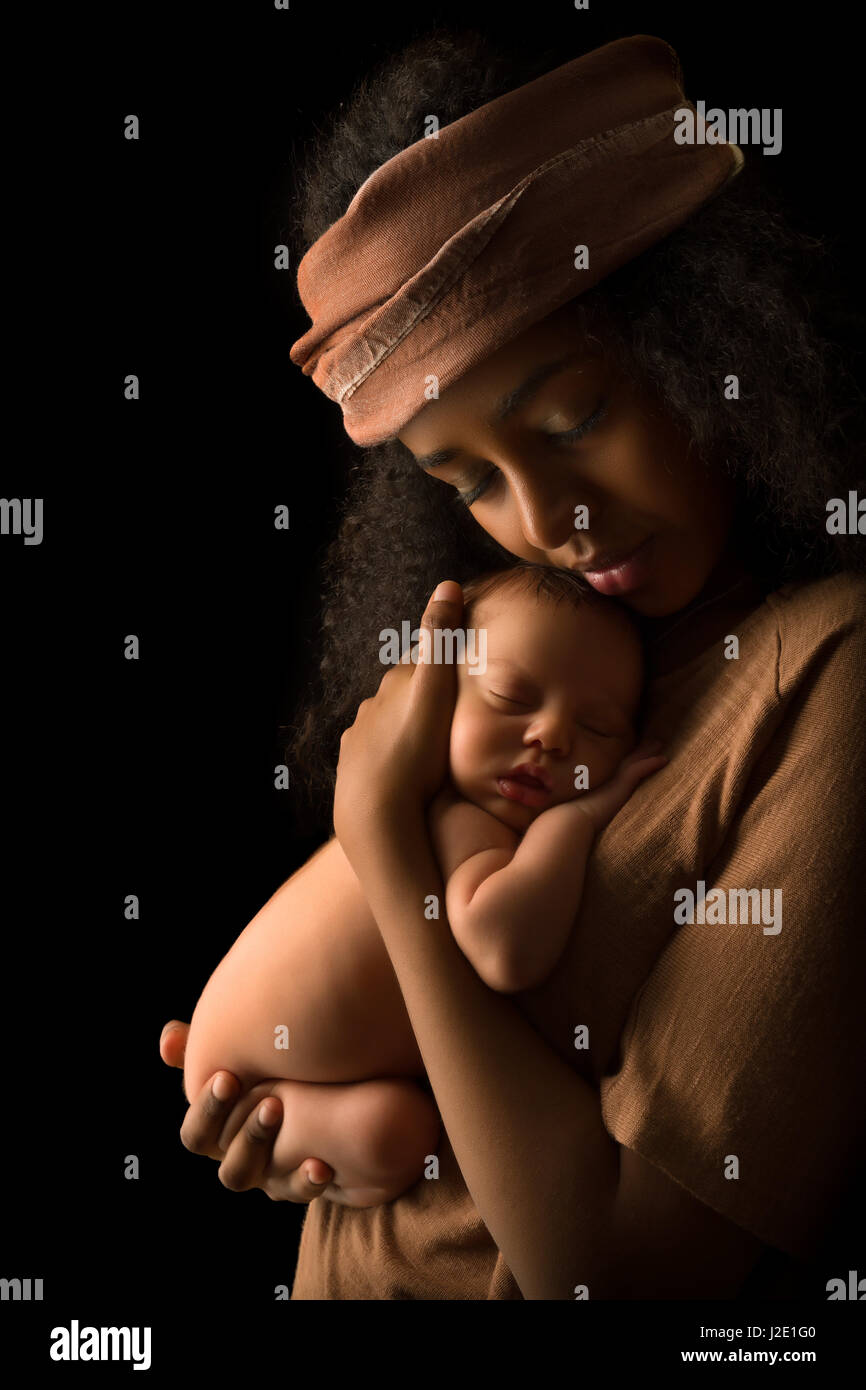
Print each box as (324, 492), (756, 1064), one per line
(579, 536), (654, 596)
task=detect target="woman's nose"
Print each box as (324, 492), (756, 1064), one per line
(506, 455), (596, 553)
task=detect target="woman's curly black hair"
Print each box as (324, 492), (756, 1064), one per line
(282, 27), (865, 836)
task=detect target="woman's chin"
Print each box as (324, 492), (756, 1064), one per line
(621, 578), (702, 618)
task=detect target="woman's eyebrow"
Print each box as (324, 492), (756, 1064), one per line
(492, 351), (585, 426)
(413, 351), (587, 470)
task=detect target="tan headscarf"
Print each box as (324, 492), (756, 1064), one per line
(289, 34), (743, 446)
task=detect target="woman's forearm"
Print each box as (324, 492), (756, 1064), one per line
(350, 805), (622, 1300)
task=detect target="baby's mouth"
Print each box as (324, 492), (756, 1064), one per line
(504, 761), (553, 790)
(496, 764), (553, 808)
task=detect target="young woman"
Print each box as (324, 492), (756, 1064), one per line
(160, 30), (865, 1299)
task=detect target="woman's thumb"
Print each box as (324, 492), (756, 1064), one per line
(419, 580), (464, 651)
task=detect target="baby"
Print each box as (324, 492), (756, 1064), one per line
(182, 563), (661, 1207)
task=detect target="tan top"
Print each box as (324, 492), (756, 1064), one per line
(291, 568), (866, 1299)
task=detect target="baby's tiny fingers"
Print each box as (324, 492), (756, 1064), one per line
(623, 753), (668, 785)
(633, 738), (664, 759)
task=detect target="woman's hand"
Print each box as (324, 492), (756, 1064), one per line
(159, 1021), (334, 1202)
(333, 580), (464, 871)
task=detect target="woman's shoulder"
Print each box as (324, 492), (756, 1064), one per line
(763, 567), (866, 697)
(766, 566), (866, 630)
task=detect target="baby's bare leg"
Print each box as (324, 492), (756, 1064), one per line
(260, 1076), (442, 1207)
(184, 837), (436, 1204)
(183, 836), (425, 1102)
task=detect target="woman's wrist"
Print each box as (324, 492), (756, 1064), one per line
(365, 797), (428, 850)
(340, 799), (430, 891)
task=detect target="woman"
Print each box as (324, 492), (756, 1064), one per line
(160, 30), (865, 1299)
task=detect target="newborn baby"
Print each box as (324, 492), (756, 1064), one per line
(182, 564), (661, 1207)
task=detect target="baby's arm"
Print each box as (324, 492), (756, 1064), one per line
(429, 743), (666, 994)
(429, 790), (595, 994)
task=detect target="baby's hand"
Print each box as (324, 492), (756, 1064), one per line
(573, 739), (667, 835)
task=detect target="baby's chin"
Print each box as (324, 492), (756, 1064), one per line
(450, 774), (522, 826)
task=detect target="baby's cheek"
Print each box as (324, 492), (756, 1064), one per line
(576, 744), (621, 795)
(448, 711), (484, 797)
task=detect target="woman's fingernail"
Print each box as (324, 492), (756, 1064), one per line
(258, 1102), (278, 1127)
(432, 581), (454, 601)
(212, 1073), (234, 1102)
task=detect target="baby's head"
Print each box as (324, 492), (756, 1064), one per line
(448, 563), (644, 831)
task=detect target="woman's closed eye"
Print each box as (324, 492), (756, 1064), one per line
(456, 399), (608, 508)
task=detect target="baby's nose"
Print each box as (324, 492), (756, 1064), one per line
(526, 720), (572, 756)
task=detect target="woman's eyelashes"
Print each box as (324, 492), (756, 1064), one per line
(456, 399), (608, 508)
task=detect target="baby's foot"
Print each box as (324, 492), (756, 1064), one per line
(266, 1077), (441, 1209)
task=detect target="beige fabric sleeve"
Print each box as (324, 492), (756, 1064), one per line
(600, 595), (866, 1259)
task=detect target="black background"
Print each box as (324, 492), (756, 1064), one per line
(2, 0), (863, 1364)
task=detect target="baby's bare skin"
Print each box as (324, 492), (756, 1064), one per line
(183, 834), (442, 1206)
(182, 588), (654, 1207)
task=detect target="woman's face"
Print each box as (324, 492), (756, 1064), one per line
(398, 302), (737, 616)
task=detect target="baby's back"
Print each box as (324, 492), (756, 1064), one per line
(183, 835), (424, 1101)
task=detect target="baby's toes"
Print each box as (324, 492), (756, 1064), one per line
(304, 1158), (333, 1186)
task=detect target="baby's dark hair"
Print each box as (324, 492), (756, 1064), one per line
(460, 561), (645, 727)
(461, 561), (639, 644)
(282, 26), (864, 837)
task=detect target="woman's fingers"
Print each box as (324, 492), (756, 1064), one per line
(216, 1099), (335, 1203)
(419, 579), (464, 639)
(159, 1019), (189, 1069)
(416, 581), (464, 670)
(395, 581), (463, 668)
(168, 1050), (337, 1204)
(217, 1095), (283, 1192)
(179, 1071), (242, 1158)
